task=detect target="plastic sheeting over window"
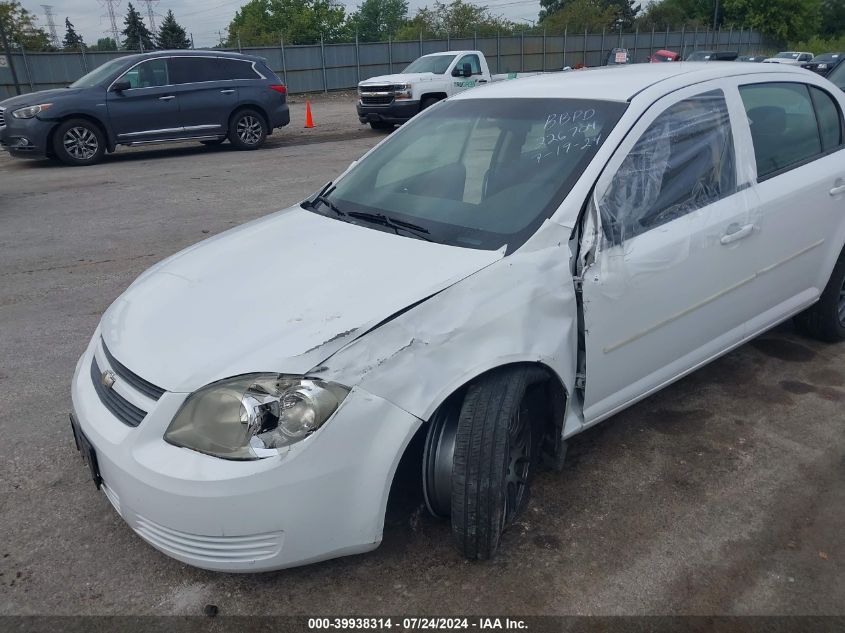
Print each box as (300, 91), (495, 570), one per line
(599, 90), (736, 245)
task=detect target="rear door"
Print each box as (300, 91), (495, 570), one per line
(579, 85), (761, 423)
(106, 57), (181, 142)
(730, 79), (845, 334)
(169, 56), (242, 137)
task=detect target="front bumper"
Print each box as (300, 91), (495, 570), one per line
(70, 334), (422, 572)
(0, 114), (54, 158)
(357, 99), (420, 124)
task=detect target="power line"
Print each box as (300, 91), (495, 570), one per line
(140, 0), (159, 32)
(40, 5), (61, 48)
(99, 0), (121, 45)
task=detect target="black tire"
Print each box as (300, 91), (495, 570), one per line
(369, 121), (394, 131)
(451, 368), (542, 560)
(200, 138), (226, 146)
(228, 109), (267, 150)
(794, 251), (845, 342)
(420, 96), (441, 111)
(52, 118), (105, 166)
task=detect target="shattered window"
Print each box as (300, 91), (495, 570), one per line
(599, 90), (737, 245)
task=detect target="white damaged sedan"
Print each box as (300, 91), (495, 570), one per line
(71, 63), (845, 571)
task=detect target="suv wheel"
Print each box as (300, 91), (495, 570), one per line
(52, 119), (105, 166)
(794, 251), (845, 342)
(229, 110), (267, 150)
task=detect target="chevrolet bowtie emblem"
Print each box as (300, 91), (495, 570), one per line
(100, 369), (117, 390)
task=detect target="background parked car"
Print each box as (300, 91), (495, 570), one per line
(802, 53), (844, 76)
(827, 58), (845, 92)
(606, 47), (631, 65)
(737, 55), (766, 62)
(0, 51), (290, 166)
(763, 51), (814, 65)
(685, 50), (739, 61)
(649, 49), (680, 62)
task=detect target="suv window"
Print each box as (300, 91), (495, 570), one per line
(740, 83), (822, 178)
(600, 90), (736, 244)
(218, 58), (260, 80)
(810, 86), (844, 151)
(122, 58), (169, 89)
(828, 62), (845, 92)
(456, 54), (482, 75)
(171, 57), (224, 84)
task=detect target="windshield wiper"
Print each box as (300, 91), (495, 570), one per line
(346, 211), (433, 242)
(303, 183), (346, 217)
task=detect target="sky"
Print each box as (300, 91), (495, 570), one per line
(21, 0), (546, 48)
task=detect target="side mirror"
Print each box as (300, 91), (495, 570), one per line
(111, 79), (131, 92)
(451, 67), (462, 77)
(462, 63), (472, 77)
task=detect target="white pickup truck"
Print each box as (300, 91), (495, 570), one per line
(357, 50), (534, 129)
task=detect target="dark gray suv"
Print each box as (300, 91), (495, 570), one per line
(0, 50), (289, 166)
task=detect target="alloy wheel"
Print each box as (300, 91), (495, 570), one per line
(63, 126), (99, 161)
(236, 115), (262, 145)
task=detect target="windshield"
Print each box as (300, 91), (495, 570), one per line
(775, 52), (799, 59)
(814, 53), (840, 62)
(403, 54), (456, 74)
(686, 51), (711, 61)
(69, 57), (131, 88)
(828, 61), (845, 90)
(308, 98), (627, 252)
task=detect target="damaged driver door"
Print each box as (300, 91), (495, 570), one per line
(577, 84), (761, 424)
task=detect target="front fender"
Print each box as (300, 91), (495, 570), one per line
(311, 221), (580, 430)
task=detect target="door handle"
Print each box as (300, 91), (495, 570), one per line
(220, 89), (235, 94)
(720, 223), (755, 245)
(830, 184), (845, 197)
(477, 79), (488, 83)
(158, 95), (175, 101)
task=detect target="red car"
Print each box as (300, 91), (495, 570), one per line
(650, 49), (680, 62)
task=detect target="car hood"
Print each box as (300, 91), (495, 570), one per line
(359, 73), (441, 86)
(0, 87), (87, 109)
(100, 207), (503, 393)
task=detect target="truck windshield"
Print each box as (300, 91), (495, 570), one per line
(403, 55), (457, 74)
(69, 57), (131, 88)
(310, 98), (627, 252)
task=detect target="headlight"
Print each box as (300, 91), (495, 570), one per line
(12, 103), (52, 119)
(393, 84), (412, 100)
(164, 374), (350, 460)
(818, 63), (828, 69)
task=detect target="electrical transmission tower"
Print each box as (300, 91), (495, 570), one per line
(99, 0), (121, 46)
(41, 5), (61, 49)
(140, 0), (158, 33)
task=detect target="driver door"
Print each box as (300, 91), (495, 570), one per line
(579, 84), (761, 423)
(106, 57), (182, 142)
(451, 54), (485, 94)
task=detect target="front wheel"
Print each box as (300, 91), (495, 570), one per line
(52, 118), (105, 166)
(228, 109), (267, 150)
(794, 251), (845, 342)
(450, 369), (541, 560)
(369, 121), (394, 131)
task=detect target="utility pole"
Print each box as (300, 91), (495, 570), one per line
(99, 0), (122, 48)
(40, 5), (61, 49)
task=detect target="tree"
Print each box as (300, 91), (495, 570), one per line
(394, 0), (515, 39)
(0, 1), (51, 50)
(94, 37), (118, 51)
(347, 0), (408, 41)
(63, 17), (84, 49)
(819, 0), (845, 38)
(156, 9), (191, 49)
(607, 0), (640, 28)
(122, 2), (154, 50)
(539, 0), (619, 32)
(635, 0), (721, 29)
(721, 0), (821, 42)
(226, 0), (348, 46)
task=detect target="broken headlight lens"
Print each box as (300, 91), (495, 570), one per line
(164, 374), (350, 460)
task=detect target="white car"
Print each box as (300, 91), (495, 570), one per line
(70, 62), (845, 572)
(763, 51), (814, 65)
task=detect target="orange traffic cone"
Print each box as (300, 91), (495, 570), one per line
(304, 100), (315, 128)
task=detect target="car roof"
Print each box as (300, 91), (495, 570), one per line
(452, 62), (809, 103)
(118, 49), (266, 64)
(421, 50), (478, 57)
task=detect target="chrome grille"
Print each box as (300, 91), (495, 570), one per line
(90, 357), (147, 427)
(360, 84), (392, 93)
(102, 339), (165, 400)
(361, 95), (393, 105)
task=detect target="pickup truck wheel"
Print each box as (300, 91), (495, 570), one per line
(228, 109), (267, 150)
(794, 252), (845, 342)
(369, 121), (394, 131)
(52, 119), (105, 166)
(450, 369), (540, 560)
(420, 96), (441, 111)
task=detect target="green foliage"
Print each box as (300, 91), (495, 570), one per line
(347, 0), (409, 41)
(63, 17), (84, 49)
(819, 0), (845, 38)
(636, 0), (713, 29)
(156, 10), (191, 49)
(226, 0), (348, 46)
(122, 2), (155, 50)
(393, 0), (515, 39)
(0, 1), (52, 50)
(94, 37), (118, 51)
(790, 32), (845, 52)
(539, 0), (619, 33)
(721, 0), (822, 42)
